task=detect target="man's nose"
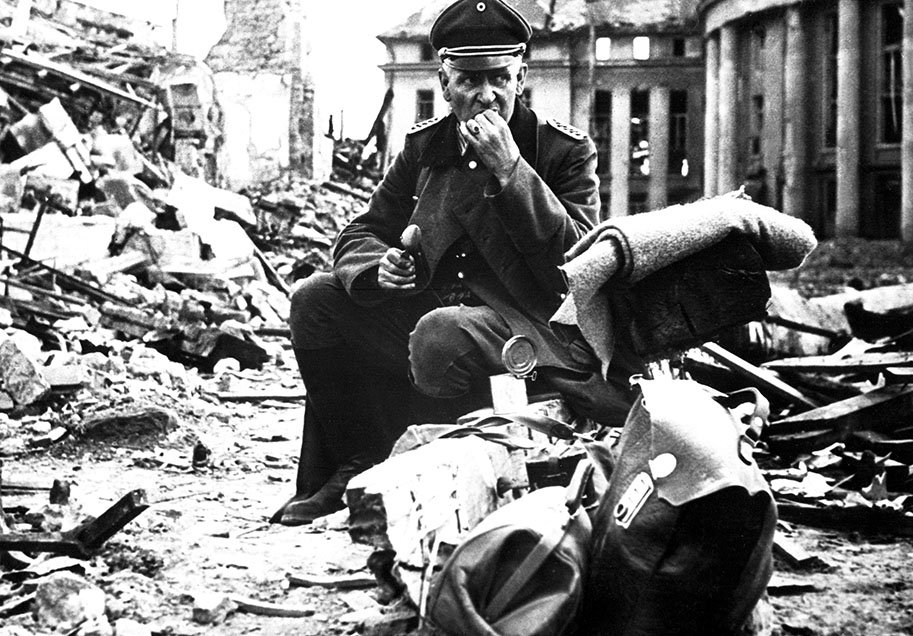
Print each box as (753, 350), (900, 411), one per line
(476, 80), (496, 105)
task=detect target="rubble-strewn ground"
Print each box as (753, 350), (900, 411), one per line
(0, 237), (911, 636)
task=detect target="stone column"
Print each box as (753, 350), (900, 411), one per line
(649, 86), (670, 211)
(718, 23), (739, 194)
(836, 0), (861, 237)
(610, 86), (631, 217)
(902, 0), (913, 240)
(783, 5), (808, 220)
(704, 32), (720, 197)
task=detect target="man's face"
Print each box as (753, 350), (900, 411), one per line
(439, 61), (528, 123)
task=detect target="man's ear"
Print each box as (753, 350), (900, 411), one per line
(438, 67), (451, 102)
(515, 63), (528, 96)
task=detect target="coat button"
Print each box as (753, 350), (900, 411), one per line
(468, 160), (478, 169)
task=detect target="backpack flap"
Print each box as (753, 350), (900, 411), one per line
(624, 377), (772, 507)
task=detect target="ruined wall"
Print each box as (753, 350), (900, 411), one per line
(206, 0), (330, 189)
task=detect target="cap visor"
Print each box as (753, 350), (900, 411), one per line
(445, 54), (518, 71)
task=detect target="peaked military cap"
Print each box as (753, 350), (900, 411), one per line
(430, 0), (532, 70)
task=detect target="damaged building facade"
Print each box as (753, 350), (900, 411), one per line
(380, 0), (913, 242)
(206, 0), (332, 189)
(378, 0), (706, 220)
(700, 0), (913, 242)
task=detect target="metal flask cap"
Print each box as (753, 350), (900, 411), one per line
(501, 334), (537, 377)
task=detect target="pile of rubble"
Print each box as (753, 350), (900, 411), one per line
(686, 281), (913, 536)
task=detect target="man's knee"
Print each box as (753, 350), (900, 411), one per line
(409, 308), (468, 394)
(409, 306), (505, 397)
(289, 272), (347, 349)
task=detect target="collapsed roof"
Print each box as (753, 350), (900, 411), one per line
(377, 0), (702, 43)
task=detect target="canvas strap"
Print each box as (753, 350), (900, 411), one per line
(483, 459), (594, 620)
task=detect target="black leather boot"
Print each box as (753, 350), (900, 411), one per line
(272, 346), (413, 524)
(278, 460), (370, 525)
(268, 402), (334, 523)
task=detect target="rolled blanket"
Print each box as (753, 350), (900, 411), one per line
(550, 194), (818, 376)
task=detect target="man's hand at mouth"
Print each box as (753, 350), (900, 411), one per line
(460, 109), (521, 186)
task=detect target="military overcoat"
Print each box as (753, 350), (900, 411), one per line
(332, 99), (600, 371)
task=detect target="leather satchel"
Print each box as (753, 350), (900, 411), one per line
(578, 377), (777, 636)
(424, 459), (594, 636)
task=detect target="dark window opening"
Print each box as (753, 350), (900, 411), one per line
(672, 38), (686, 57)
(669, 90), (688, 175)
(752, 24), (766, 49)
(630, 89), (650, 176)
(416, 89), (434, 122)
(880, 3), (903, 144)
(865, 173), (901, 239)
(593, 90), (612, 175)
(420, 42), (435, 61)
(749, 94), (764, 157)
(818, 175), (837, 238)
(824, 13), (838, 148)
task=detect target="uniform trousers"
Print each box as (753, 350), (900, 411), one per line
(287, 271), (639, 499)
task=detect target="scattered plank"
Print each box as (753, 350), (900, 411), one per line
(286, 572), (376, 590)
(773, 532), (818, 569)
(763, 350), (913, 373)
(72, 489), (149, 552)
(777, 500), (913, 536)
(213, 389), (306, 403)
(228, 595), (315, 618)
(0, 489), (148, 558)
(699, 342), (819, 409)
(767, 575), (823, 596)
(765, 384), (913, 455)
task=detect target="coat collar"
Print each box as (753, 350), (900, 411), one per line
(418, 98), (539, 168)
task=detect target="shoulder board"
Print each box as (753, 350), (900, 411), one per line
(407, 115), (446, 135)
(547, 118), (587, 141)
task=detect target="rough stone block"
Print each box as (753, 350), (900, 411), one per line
(0, 335), (51, 405)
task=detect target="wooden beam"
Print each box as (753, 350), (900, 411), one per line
(763, 351), (913, 373)
(699, 342), (819, 409)
(765, 384), (913, 454)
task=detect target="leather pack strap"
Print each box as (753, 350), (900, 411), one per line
(715, 388), (770, 464)
(484, 522), (567, 621)
(470, 412), (579, 440)
(483, 458), (593, 621)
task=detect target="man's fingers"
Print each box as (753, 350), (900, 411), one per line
(378, 249), (416, 289)
(477, 109), (502, 125)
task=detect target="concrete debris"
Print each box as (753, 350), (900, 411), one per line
(191, 590), (238, 625)
(0, 334), (51, 406)
(32, 571), (107, 631)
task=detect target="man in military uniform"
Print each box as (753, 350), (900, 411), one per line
(273, 0), (645, 526)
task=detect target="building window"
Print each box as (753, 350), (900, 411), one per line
(868, 172), (901, 238)
(420, 42), (435, 62)
(595, 37), (612, 61)
(749, 94), (764, 156)
(880, 2), (903, 144)
(823, 13), (838, 148)
(818, 175), (837, 238)
(593, 90), (611, 174)
(672, 38), (686, 57)
(669, 90), (688, 174)
(630, 89), (650, 175)
(416, 90), (434, 122)
(633, 37), (650, 60)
